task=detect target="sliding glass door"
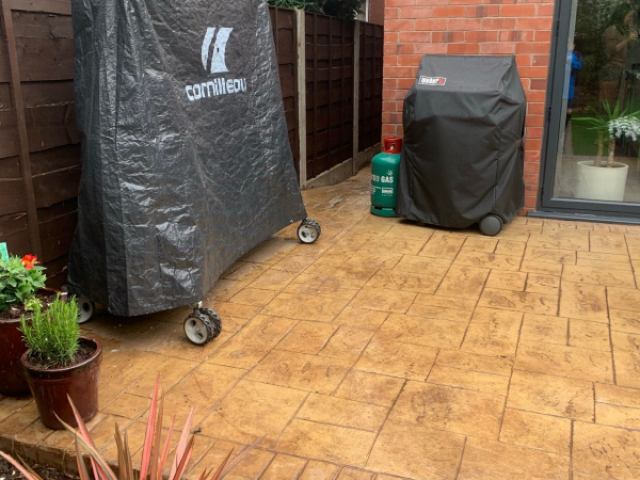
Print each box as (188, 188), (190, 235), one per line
(541, 0), (640, 218)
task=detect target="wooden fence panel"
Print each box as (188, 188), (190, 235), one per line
(270, 6), (299, 180)
(359, 22), (383, 152)
(0, 1), (78, 288)
(305, 13), (354, 180)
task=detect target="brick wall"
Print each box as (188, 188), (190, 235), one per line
(383, 0), (555, 211)
(369, 0), (385, 25)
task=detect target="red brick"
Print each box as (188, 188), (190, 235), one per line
(416, 0), (448, 4)
(383, 79), (398, 90)
(398, 78), (416, 89)
(524, 149), (541, 162)
(516, 42), (550, 54)
(482, 18), (516, 30)
(383, 89), (408, 100)
(518, 66), (548, 78)
(382, 124), (398, 135)
(415, 18), (448, 30)
(387, 0), (417, 6)
(533, 55), (549, 66)
(385, 8), (400, 19)
(520, 77), (530, 90)
(524, 162), (540, 175)
(500, 5), (536, 16)
(448, 18), (483, 31)
(524, 196), (537, 209)
(399, 44), (415, 54)
(398, 6), (433, 18)
(384, 32), (399, 44)
(480, 43), (515, 54)
(537, 4), (555, 17)
(524, 175), (539, 188)
(467, 5), (500, 17)
(466, 31), (499, 43)
(414, 43), (448, 54)
(526, 114), (544, 127)
(535, 30), (552, 42)
(527, 139), (542, 151)
(385, 55), (398, 66)
(384, 66), (417, 78)
(499, 30), (535, 42)
(432, 31), (465, 43)
(384, 44), (399, 55)
(530, 78), (547, 90)
(398, 55), (424, 66)
(515, 54), (532, 66)
(448, 43), (480, 54)
(432, 6), (465, 17)
(526, 127), (543, 139)
(526, 90), (547, 102)
(517, 17), (553, 30)
(386, 19), (415, 31)
(398, 32), (432, 43)
(528, 103), (545, 115)
(450, 0), (483, 4)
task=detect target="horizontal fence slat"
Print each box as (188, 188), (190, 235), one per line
(9, 0), (71, 15)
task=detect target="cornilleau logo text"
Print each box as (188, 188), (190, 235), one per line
(185, 27), (247, 102)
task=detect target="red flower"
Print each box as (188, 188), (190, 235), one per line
(21, 255), (38, 270)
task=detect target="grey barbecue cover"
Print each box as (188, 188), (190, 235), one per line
(397, 55), (526, 228)
(67, 0), (306, 316)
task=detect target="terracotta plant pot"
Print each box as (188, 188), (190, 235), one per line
(0, 288), (64, 397)
(21, 337), (102, 430)
(0, 317), (31, 396)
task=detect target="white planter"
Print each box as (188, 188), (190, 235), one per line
(576, 160), (629, 202)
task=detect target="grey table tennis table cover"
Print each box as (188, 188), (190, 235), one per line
(397, 55), (526, 228)
(67, 0), (306, 316)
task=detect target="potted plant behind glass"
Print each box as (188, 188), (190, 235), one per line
(573, 101), (640, 201)
(0, 255), (48, 396)
(20, 295), (102, 430)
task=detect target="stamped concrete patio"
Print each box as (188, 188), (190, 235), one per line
(2, 169), (640, 480)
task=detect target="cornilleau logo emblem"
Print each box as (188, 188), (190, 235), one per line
(185, 27), (247, 102)
(201, 27), (233, 73)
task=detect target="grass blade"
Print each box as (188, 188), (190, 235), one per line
(158, 416), (176, 477)
(170, 436), (194, 480)
(114, 423), (128, 480)
(66, 398), (107, 480)
(149, 390), (165, 480)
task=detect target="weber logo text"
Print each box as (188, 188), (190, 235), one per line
(419, 76), (446, 86)
(186, 27), (247, 102)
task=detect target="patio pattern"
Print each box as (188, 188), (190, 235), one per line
(1, 169), (640, 480)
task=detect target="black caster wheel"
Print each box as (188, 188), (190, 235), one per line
(479, 214), (503, 237)
(197, 308), (222, 339)
(77, 297), (95, 324)
(297, 218), (321, 244)
(184, 310), (221, 346)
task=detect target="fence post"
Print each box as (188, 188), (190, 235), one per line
(295, 9), (307, 188)
(352, 21), (361, 176)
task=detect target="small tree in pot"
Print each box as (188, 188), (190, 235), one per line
(19, 295), (102, 430)
(573, 102), (640, 201)
(0, 254), (47, 396)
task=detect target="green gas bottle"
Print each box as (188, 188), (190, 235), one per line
(370, 136), (402, 217)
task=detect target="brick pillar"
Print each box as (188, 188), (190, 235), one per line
(383, 0), (555, 211)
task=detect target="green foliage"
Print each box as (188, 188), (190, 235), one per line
(573, 101), (640, 135)
(20, 295), (80, 368)
(268, 0), (363, 20)
(0, 256), (46, 311)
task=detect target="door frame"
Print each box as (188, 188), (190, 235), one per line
(536, 0), (640, 220)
